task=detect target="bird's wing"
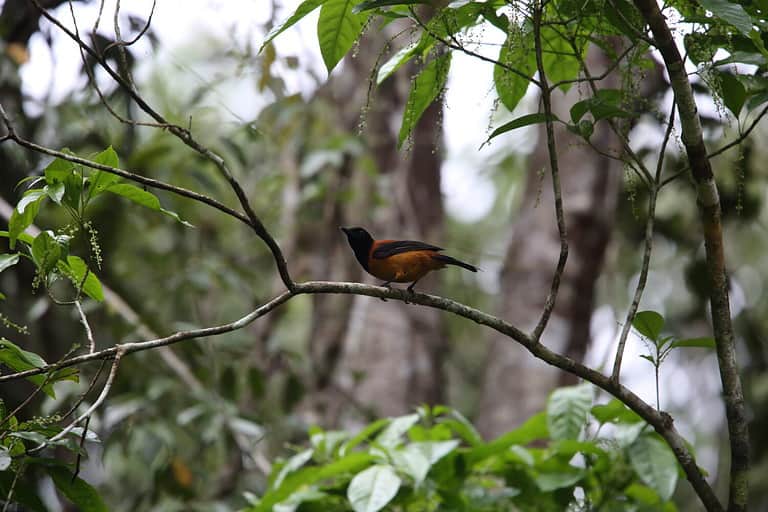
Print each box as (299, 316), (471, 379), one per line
(371, 240), (444, 259)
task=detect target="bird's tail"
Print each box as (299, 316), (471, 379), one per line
(432, 254), (478, 272)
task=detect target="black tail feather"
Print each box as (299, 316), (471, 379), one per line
(431, 254), (478, 272)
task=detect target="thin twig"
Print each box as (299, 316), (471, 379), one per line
(29, 347), (124, 453)
(75, 300), (95, 354)
(611, 103), (675, 383)
(708, 101), (768, 160)
(31, 0), (294, 290)
(530, 0), (569, 342)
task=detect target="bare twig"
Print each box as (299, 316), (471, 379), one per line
(75, 300), (95, 353)
(31, 0), (294, 290)
(30, 347), (124, 453)
(708, 101), (768, 160)
(0, 196), (204, 394)
(530, 0), (568, 342)
(0, 279), (717, 507)
(611, 103), (676, 383)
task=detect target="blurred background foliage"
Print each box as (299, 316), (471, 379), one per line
(0, 0), (767, 510)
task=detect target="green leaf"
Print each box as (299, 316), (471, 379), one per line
(260, 0), (328, 52)
(671, 337), (716, 349)
(0, 254), (20, 274)
(341, 418), (390, 455)
(541, 27), (581, 91)
(9, 190), (46, 249)
(44, 157), (75, 184)
(628, 435), (678, 501)
(494, 33), (536, 112)
(376, 413), (419, 448)
(604, 0), (644, 39)
(377, 42), (420, 84)
(398, 53), (451, 148)
(0, 446), (10, 471)
(534, 469), (584, 492)
(484, 113), (555, 146)
(57, 256), (104, 302)
(632, 310), (664, 341)
(317, 0), (370, 73)
(546, 383), (592, 441)
(0, 231), (34, 246)
(49, 467), (108, 512)
(352, 0), (428, 13)
(591, 398), (642, 424)
(105, 183), (192, 227)
(698, 0), (754, 36)
(88, 147), (123, 200)
(718, 72), (747, 116)
(256, 453), (374, 511)
(0, 338), (56, 398)
(391, 440), (458, 486)
(273, 449), (314, 489)
(347, 464), (401, 512)
(390, 445), (430, 486)
(45, 182), (65, 204)
(466, 412), (548, 465)
(32, 231), (63, 274)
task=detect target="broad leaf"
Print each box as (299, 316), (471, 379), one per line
(671, 337), (716, 349)
(255, 453), (374, 511)
(0, 254), (20, 274)
(534, 469), (584, 492)
(105, 183), (192, 227)
(353, 0), (428, 13)
(31, 231), (62, 274)
(698, 0), (754, 36)
(260, 0), (328, 52)
(317, 0), (370, 73)
(88, 147), (123, 200)
(347, 464), (401, 512)
(377, 42), (419, 84)
(591, 398), (642, 424)
(628, 435), (678, 501)
(0, 338), (57, 398)
(541, 27), (581, 91)
(57, 256), (104, 302)
(9, 190), (46, 249)
(546, 383), (592, 441)
(718, 71), (747, 116)
(376, 413), (419, 448)
(45, 182), (65, 204)
(398, 53), (451, 148)
(484, 113), (555, 146)
(44, 156), (75, 184)
(494, 33), (536, 112)
(632, 310), (664, 341)
(49, 467), (108, 512)
(0, 446), (10, 471)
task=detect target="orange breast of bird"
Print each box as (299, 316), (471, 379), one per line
(367, 242), (445, 283)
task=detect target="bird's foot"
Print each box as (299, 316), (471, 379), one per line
(378, 282), (391, 302)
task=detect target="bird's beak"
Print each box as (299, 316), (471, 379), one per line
(339, 227), (349, 234)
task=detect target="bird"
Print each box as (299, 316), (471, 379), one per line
(340, 226), (477, 293)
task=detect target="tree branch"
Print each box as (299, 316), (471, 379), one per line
(631, 0), (748, 509)
(530, 0), (569, 341)
(0, 280), (717, 507)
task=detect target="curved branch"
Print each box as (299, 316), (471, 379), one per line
(31, 0), (294, 290)
(0, 280), (716, 508)
(530, 0), (568, 341)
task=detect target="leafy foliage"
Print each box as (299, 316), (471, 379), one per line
(251, 396), (681, 511)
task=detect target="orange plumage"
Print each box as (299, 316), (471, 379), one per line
(341, 227), (477, 292)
